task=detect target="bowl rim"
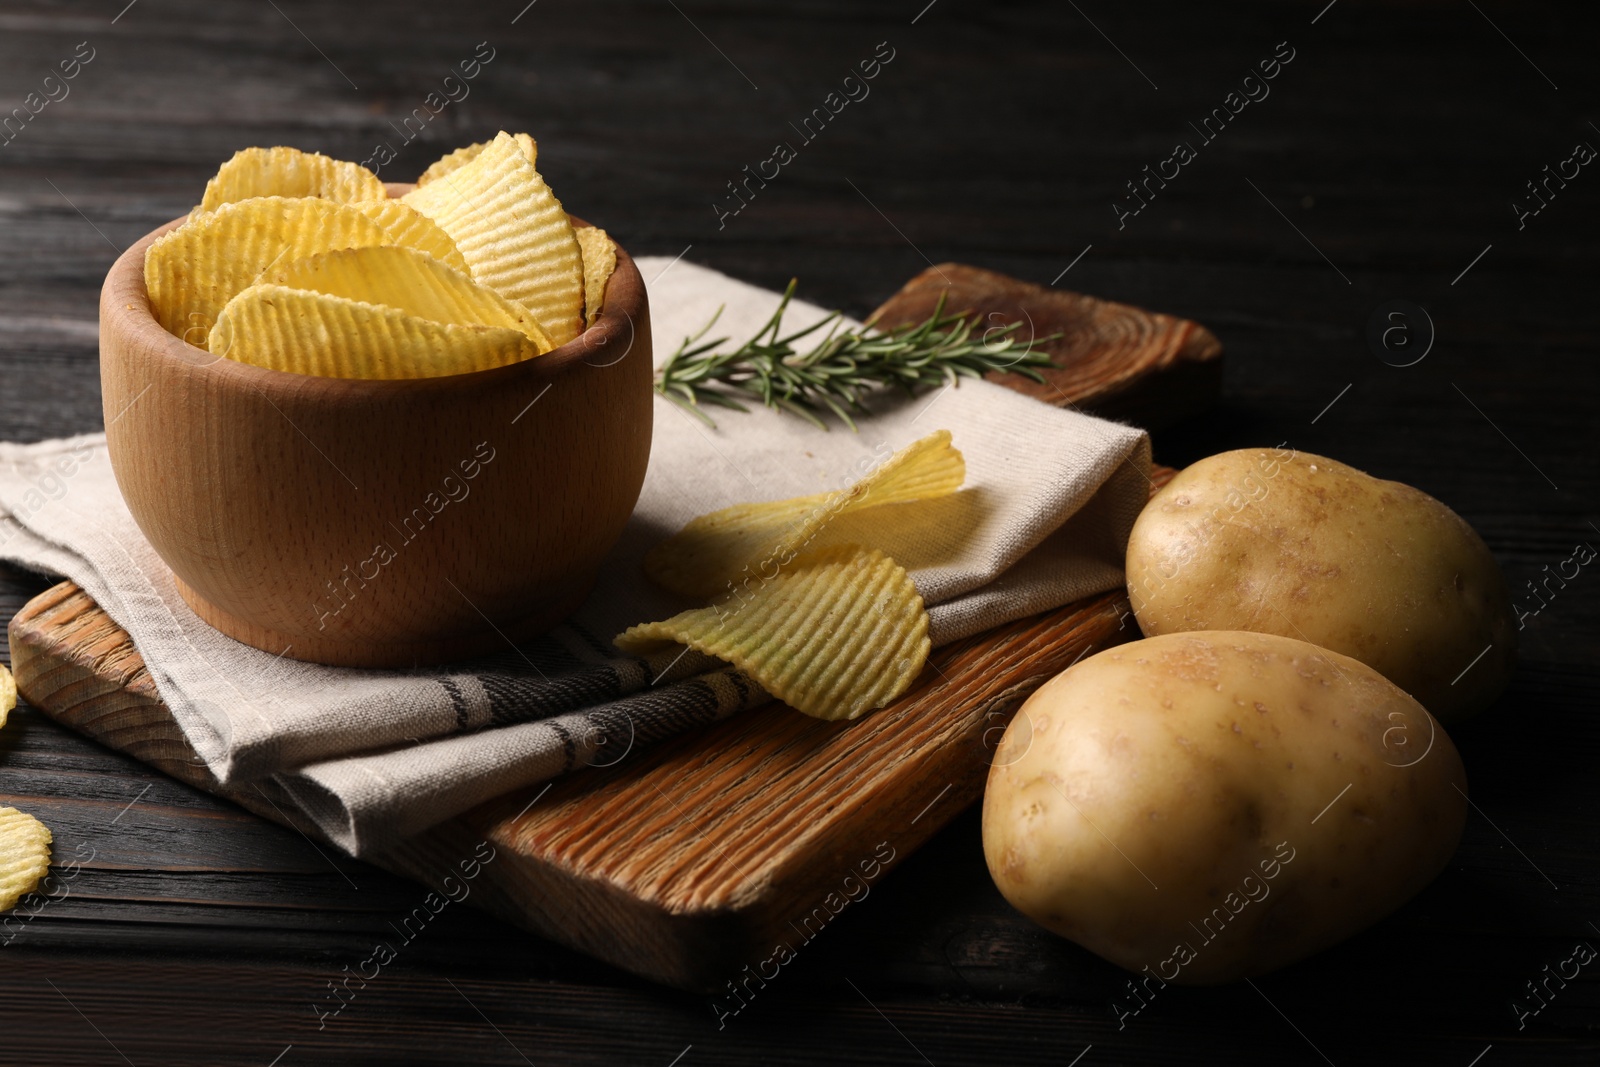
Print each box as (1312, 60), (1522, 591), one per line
(101, 190), (647, 400)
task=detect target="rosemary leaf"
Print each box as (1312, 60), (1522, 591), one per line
(653, 279), (1057, 430)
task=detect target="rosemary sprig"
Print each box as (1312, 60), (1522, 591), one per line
(654, 279), (1058, 430)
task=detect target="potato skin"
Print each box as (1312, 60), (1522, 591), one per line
(981, 630), (1467, 985)
(1125, 448), (1515, 722)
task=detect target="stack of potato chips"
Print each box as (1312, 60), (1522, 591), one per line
(143, 132), (617, 378)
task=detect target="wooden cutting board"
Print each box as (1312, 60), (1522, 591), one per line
(7, 266), (1211, 992)
(871, 263), (1223, 429)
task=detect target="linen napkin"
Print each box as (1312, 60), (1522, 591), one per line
(0, 258), (1151, 855)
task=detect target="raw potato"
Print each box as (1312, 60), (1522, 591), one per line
(982, 630), (1468, 984)
(1125, 448), (1515, 722)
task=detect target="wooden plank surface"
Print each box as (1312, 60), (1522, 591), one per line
(1, 0), (1597, 1063)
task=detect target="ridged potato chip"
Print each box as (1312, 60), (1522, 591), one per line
(0, 663), (14, 731)
(262, 245), (554, 350)
(347, 199), (471, 275)
(210, 284), (537, 380)
(199, 146), (386, 212)
(416, 132), (537, 187)
(576, 225), (618, 328)
(645, 430), (965, 599)
(145, 196), (392, 346)
(618, 546), (929, 720)
(402, 131), (585, 345)
(0, 806), (52, 913)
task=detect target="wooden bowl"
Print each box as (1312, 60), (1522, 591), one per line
(99, 194), (652, 668)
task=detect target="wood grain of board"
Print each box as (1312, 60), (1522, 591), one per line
(870, 264), (1223, 429)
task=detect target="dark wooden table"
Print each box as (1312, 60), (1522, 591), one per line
(2, 1), (1596, 1063)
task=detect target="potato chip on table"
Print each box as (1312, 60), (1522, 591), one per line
(0, 663), (14, 731)
(0, 806), (52, 914)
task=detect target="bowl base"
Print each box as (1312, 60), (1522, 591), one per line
(173, 574), (597, 669)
